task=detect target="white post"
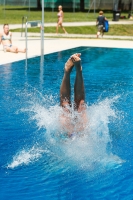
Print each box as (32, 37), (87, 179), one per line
(29, 0), (30, 16)
(73, 0), (75, 13)
(3, 0), (5, 18)
(25, 22), (28, 68)
(52, 0), (54, 13)
(94, 0), (95, 14)
(41, 0), (44, 64)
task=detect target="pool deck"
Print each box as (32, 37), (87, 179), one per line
(0, 21), (133, 65)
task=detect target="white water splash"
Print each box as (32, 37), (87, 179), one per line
(9, 94), (123, 170)
(7, 147), (45, 169)
(25, 95), (123, 169)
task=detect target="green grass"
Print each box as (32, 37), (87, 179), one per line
(1, 5), (133, 37)
(0, 5), (130, 24)
(11, 24), (133, 36)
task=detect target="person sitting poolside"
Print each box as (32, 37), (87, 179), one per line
(0, 24), (26, 53)
(59, 53), (88, 137)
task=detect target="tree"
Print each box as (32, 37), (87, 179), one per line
(80, 0), (84, 11)
(36, 0), (85, 11)
(37, 0), (41, 10)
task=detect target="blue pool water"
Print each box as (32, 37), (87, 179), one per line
(1, 46), (133, 199)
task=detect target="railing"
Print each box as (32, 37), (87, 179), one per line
(25, 20), (44, 68)
(21, 15), (28, 37)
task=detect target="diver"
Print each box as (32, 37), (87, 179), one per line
(59, 53), (88, 137)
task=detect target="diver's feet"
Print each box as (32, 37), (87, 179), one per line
(65, 53), (81, 73)
(64, 58), (74, 73)
(71, 54), (82, 71)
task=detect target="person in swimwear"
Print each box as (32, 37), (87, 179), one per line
(56, 5), (67, 34)
(0, 24), (26, 53)
(59, 53), (88, 137)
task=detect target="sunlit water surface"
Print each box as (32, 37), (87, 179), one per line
(1, 47), (133, 199)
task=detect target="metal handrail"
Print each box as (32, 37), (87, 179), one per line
(21, 15), (28, 37)
(25, 20), (44, 68)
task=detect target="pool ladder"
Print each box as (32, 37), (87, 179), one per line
(24, 20), (44, 68)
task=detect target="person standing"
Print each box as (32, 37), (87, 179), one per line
(56, 5), (67, 34)
(96, 11), (107, 38)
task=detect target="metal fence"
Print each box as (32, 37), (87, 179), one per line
(0, 0), (90, 9)
(0, 0), (37, 7)
(88, 0), (132, 11)
(0, 0), (132, 11)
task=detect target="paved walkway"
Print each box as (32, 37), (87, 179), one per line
(0, 20), (133, 29)
(0, 20), (133, 65)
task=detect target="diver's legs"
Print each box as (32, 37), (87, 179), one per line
(72, 55), (85, 110)
(60, 58), (74, 107)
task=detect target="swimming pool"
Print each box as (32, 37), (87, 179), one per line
(1, 46), (133, 199)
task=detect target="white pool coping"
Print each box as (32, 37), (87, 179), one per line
(0, 32), (133, 65)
